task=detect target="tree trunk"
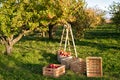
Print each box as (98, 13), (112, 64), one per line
(48, 24), (54, 40)
(1, 30), (31, 55)
(42, 32), (46, 37)
(5, 44), (13, 55)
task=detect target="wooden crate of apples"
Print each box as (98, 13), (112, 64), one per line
(57, 50), (72, 62)
(43, 64), (65, 78)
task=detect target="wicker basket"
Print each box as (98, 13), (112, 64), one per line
(61, 56), (73, 69)
(43, 64), (65, 78)
(86, 57), (102, 77)
(57, 54), (67, 63)
(57, 50), (71, 62)
(70, 58), (86, 74)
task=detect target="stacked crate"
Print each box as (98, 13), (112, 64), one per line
(86, 57), (102, 77)
(61, 56), (73, 69)
(70, 58), (86, 74)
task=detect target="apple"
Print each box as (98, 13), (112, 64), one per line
(48, 64), (60, 69)
(59, 51), (65, 56)
(55, 66), (59, 68)
(52, 66), (55, 68)
(58, 50), (71, 57)
(49, 64), (54, 68)
(66, 54), (69, 57)
(55, 65), (60, 68)
(55, 66), (58, 68)
(49, 64), (60, 68)
(49, 64), (52, 68)
(60, 51), (64, 55)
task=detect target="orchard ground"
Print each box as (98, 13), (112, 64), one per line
(0, 24), (120, 80)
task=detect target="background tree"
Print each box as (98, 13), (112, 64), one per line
(71, 4), (88, 38)
(48, 0), (86, 39)
(46, 0), (62, 39)
(0, 0), (47, 55)
(42, 0), (85, 39)
(45, 0), (105, 39)
(85, 8), (105, 28)
(71, 6), (105, 38)
(109, 2), (120, 32)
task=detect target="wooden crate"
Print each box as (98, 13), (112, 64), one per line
(61, 56), (73, 69)
(43, 64), (65, 78)
(86, 57), (102, 77)
(70, 58), (86, 74)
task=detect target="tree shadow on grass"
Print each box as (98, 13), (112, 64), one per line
(0, 50), (61, 80)
(20, 36), (60, 43)
(19, 53), (58, 79)
(76, 40), (120, 51)
(40, 50), (58, 64)
(20, 50), (58, 75)
(84, 31), (120, 39)
(0, 55), (46, 80)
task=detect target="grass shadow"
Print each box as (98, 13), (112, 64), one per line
(76, 40), (120, 51)
(20, 36), (60, 44)
(84, 30), (120, 39)
(0, 55), (44, 80)
(40, 50), (59, 64)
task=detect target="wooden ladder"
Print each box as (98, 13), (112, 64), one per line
(59, 23), (77, 57)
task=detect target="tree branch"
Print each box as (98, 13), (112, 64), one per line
(12, 30), (31, 45)
(0, 36), (7, 45)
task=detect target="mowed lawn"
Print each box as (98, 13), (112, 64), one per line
(0, 25), (120, 80)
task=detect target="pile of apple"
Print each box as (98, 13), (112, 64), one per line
(48, 64), (60, 69)
(58, 50), (71, 57)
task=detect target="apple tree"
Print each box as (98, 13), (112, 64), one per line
(47, 0), (86, 39)
(0, 0), (47, 55)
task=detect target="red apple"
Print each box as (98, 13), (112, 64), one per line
(60, 51), (64, 54)
(49, 64), (52, 68)
(55, 66), (58, 68)
(49, 64), (55, 68)
(66, 54), (69, 57)
(55, 65), (60, 68)
(55, 66), (57, 68)
(52, 66), (55, 68)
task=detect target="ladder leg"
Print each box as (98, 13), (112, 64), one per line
(60, 27), (65, 49)
(68, 30), (71, 52)
(64, 28), (69, 51)
(69, 24), (77, 57)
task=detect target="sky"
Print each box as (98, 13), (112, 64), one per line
(85, 0), (120, 19)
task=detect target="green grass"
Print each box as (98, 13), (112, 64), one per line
(0, 25), (120, 80)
